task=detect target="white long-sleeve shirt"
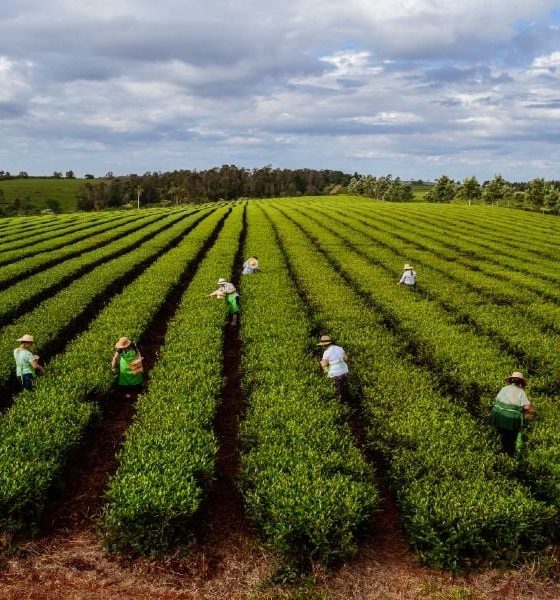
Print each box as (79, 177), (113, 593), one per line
(399, 269), (417, 286)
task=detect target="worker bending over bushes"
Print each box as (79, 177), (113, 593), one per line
(492, 370), (534, 456)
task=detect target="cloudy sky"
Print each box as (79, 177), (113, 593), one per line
(1, 0), (560, 181)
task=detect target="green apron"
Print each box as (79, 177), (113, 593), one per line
(117, 348), (143, 387)
(226, 292), (239, 315)
(491, 400), (525, 453)
(491, 400), (524, 431)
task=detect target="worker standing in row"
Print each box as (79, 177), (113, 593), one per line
(208, 278), (239, 326)
(111, 337), (144, 396)
(13, 334), (44, 391)
(242, 256), (259, 274)
(318, 334), (349, 403)
(492, 371), (534, 457)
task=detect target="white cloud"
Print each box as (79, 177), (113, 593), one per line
(0, 56), (32, 103)
(531, 51), (560, 69)
(347, 112), (423, 125)
(0, 1), (559, 180)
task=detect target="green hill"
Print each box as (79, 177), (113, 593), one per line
(0, 178), (96, 213)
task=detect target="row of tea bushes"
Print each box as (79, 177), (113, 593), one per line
(0, 210), (127, 255)
(0, 209), (185, 325)
(341, 202), (560, 313)
(237, 204), (378, 564)
(0, 211), (133, 269)
(334, 203), (545, 305)
(0, 212), (161, 289)
(266, 202), (554, 569)
(0, 211), (88, 241)
(0, 208), (213, 391)
(319, 204), (560, 386)
(360, 200), (560, 263)
(102, 205), (245, 555)
(289, 205), (515, 409)
(0, 206), (229, 532)
(301, 204), (560, 510)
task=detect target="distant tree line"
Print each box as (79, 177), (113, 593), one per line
(347, 175), (414, 202)
(425, 175), (560, 213)
(349, 173), (560, 214)
(0, 171), (77, 180)
(76, 165), (352, 211)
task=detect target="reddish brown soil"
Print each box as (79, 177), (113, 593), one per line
(2, 472), (560, 600)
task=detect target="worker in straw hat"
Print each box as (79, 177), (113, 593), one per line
(242, 256), (260, 275)
(398, 263), (417, 288)
(208, 278), (239, 326)
(491, 371), (534, 457)
(318, 335), (349, 402)
(14, 334), (44, 390)
(111, 337), (143, 393)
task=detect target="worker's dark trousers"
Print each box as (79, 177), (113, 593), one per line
(497, 427), (518, 457)
(331, 374), (349, 403)
(19, 373), (34, 391)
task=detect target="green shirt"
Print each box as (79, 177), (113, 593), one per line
(14, 347), (35, 377)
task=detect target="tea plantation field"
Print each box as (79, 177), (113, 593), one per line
(0, 197), (559, 575)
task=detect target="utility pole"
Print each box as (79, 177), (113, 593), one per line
(136, 185), (143, 210)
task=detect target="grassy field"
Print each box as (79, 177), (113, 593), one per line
(0, 178), (435, 214)
(412, 183), (433, 199)
(0, 178), (89, 212)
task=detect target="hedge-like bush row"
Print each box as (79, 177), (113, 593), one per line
(0, 206), (229, 532)
(0, 211), (134, 267)
(343, 202), (560, 306)
(0, 208), (214, 391)
(290, 205), (516, 408)
(265, 202), (554, 569)
(102, 204), (244, 555)
(237, 204), (377, 564)
(336, 202), (547, 305)
(306, 202), (560, 386)
(373, 206), (560, 329)
(300, 204), (560, 389)
(302, 202), (560, 513)
(0, 209), (192, 326)
(365, 200), (560, 259)
(0, 211), (163, 288)
(387, 202), (560, 260)
(0, 211), (124, 253)
(0, 212), (104, 246)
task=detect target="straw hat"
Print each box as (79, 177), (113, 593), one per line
(115, 337), (132, 349)
(403, 263), (413, 270)
(317, 335), (332, 346)
(506, 371), (528, 385)
(17, 334), (35, 343)
(248, 258), (258, 268)
(218, 278), (226, 285)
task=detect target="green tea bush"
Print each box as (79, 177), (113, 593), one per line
(266, 201), (554, 569)
(0, 208), (210, 389)
(238, 204), (377, 564)
(296, 202), (560, 513)
(0, 206), (229, 532)
(102, 205), (244, 554)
